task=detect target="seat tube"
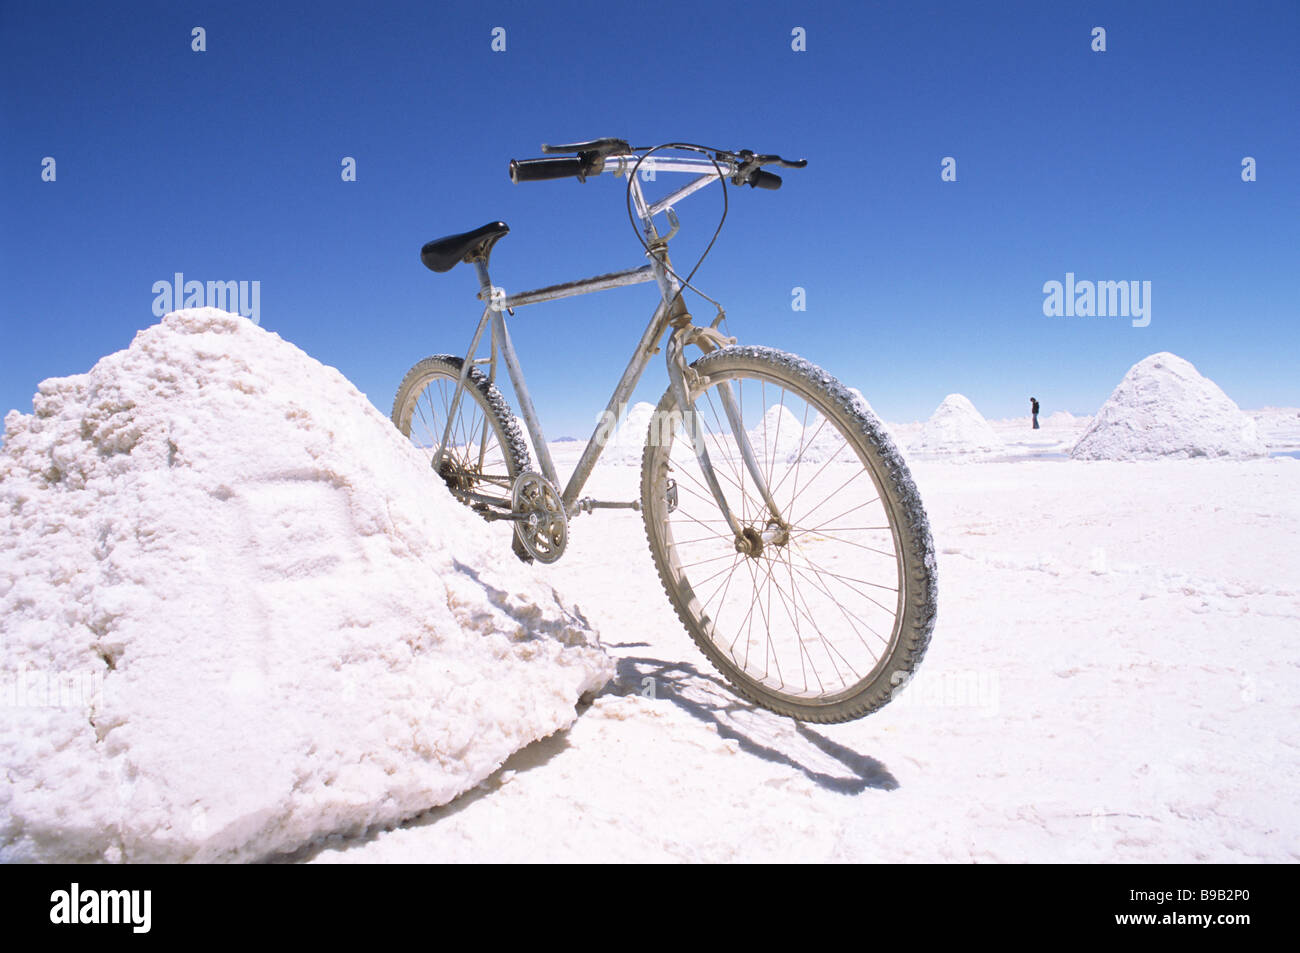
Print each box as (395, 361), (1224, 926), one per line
(492, 311), (560, 488)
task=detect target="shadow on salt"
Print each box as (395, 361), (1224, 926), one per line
(602, 653), (898, 795)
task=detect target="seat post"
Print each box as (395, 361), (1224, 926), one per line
(473, 260), (500, 310)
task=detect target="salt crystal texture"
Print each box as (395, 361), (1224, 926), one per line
(0, 308), (612, 863)
(1071, 352), (1267, 460)
(911, 394), (1002, 456)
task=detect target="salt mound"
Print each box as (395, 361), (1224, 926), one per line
(911, 394), (1001, 455)
(0, 308), (612, 863)
(751, 405), (805, 461)
(601, 402), (658, 466)
(1071, 352), (1266, 460)
(1044, 410), (1084, 426)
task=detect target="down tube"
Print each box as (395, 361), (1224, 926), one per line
(561, 300), (672, 510)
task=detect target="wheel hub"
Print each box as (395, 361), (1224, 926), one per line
(437, 458), (474, 495)
(735, 520), (789, 557)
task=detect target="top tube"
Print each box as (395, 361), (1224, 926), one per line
(600, 154), (737, 178)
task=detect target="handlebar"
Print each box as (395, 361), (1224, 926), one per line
(509, 157), (586, 183)
(747, 169), (783, 190)
(508, 140), (806, 191)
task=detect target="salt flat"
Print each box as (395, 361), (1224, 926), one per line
(306, 435), (1300, 863)
(5, 314), (1294, 862)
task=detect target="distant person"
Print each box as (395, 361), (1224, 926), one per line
(1030, 397), (1040, 429)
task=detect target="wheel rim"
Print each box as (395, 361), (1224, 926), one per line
(650, 369), (906, 705)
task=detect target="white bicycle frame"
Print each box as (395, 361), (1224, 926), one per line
(431, 153), (784, 541)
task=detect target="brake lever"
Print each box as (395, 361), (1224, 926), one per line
(540, 138), (633, 182)
(750, 153), (808, 169)
(540, 138), (631, 157)
(726, 149), (808, 186)
(729, 150), (762, 186)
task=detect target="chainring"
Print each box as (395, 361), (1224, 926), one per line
(510, 471), (568, 564)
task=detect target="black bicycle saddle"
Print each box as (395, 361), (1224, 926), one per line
(421, 222), (510, 273)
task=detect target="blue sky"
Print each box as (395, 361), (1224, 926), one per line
(2, 0), (1297, 437)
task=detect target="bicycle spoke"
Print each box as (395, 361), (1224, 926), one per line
(787, 528), (897, 559)
(647, 354), (922, 708)
(677, 551), (741, 571)
(785, 548), (900, 624)
(762, 556), (826, 695)
(785, 552), (892, 653)
(782, 447), (871, 527)
(396, 361), (520, 518)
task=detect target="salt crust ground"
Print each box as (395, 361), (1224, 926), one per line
(0, 309), (612, 863)
(306, 431), (1299, 863)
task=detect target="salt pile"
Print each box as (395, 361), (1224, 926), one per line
(1044, 410), (1085, 426)
(0, 308), (613, 863)
(911, 394), (1002, 455)
(752, 405), (805, 461)
(601, 402), (658, 466)
(1248, 407), (1300, 451)
(1071, 352), (1266, 460)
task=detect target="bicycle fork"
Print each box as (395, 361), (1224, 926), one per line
(664, 327), (787, 553)
(647, 227), (785, 552)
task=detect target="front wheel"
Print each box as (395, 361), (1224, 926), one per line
(640, 346), (937, 723)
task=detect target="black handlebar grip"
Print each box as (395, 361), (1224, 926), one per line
(748, 169), (783, 190)
(509, 157), (585, 183)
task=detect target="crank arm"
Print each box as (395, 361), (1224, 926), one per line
(458, 490), (514, 510)
(476, 508), (532, 523)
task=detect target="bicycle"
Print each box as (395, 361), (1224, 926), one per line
(392, 138), (937, 722)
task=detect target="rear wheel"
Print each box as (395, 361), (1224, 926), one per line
(640, 346), (937, 722)
(392, 355), (533, 559)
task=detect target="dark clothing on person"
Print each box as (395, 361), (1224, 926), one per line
(1030, 398), (1040, 430)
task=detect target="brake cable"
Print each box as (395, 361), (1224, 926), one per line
(623, 142), (733, 330)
